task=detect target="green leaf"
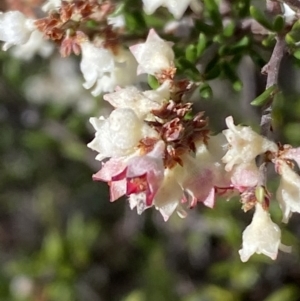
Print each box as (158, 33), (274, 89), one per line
(147, 74), (159, 89)
(250, 6), (273, 31)
(223, 21), (235, 37)
(194, 20), (217, 34)
(233, 80), (243, 92)
(219, 37), (250, 56)
(293, 49), (300, 60)
(288, 19), (300, 42)
(273, 15), (284, 32)
(264, 286), (300, 301)
(203, 0), (223, 29)
(292, 19), (300, 31)
(185, 44), (197, 62)
(205, 64), (221, 80)
(176, 58), (202, 81)
(236, 0), (250, 18)
(250, 85), (278, 106)
(125, 11), (146, 32)
(199, 83), (213, 98)
(196, 33), (207, 57)
(222, 62), (242, 91)
(262, 34), (276, 47)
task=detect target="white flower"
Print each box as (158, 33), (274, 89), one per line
(42, 0), (62, 12)
(222, 116), (278, 171)
(103, 81), (170, 118)
(164, 17), (194, 38)
(80, 41), (114, 91)
(108, 15), (126, 29)
(11, 30), (54, 60)
(88, 108), (158, 160)
(282, 3), (297, 25)
(276, 160), (300, 223)
(230, 161), (260, 191)
(129, 29), (174, 76)
(89, 49), (138, 96)
(154, 168), (184, 221)
(80, 42), (137, 96)
(239, 203), (281, 262)
(0, 11), (36, 50)
(142, 0), (198, 19)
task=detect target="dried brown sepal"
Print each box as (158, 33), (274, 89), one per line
(240, 186), (270, 212)
(35, 0), (118, 53)
(95, 26), (119, 54)
(35, 15), (64, 41)
(138, 137), (159, 155)
(147, 99), (209, 169)
(156, 66), (177, 83)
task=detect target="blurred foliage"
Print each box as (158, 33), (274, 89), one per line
(1, 0), (300, 301)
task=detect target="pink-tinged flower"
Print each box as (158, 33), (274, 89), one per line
(239, 203), (281, 262)
(205, 133), (232, 188)
(93, 158), (127, 202)
(142, 0), (200, 19)
(129, 29), (175, 77)
(0, 11), (36, 50)
(94, 141), (165, 214)
(279, 145), (300, 169)
(177, 153), (216, 208)
(88, 108), (158, 160)
(154, 168), (187, 221)
(222, 116), (278, 172)
(103, 81), (170, 118)
(276, 160), (300, 223)
(230, 161), (260, 192)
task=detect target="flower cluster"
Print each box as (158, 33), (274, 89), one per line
(1, 0), (300, 264)
(85, 29), (296, 263)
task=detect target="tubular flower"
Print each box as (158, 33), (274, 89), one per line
(0, 11), (36, 50)
(80, 41), (114, 92)
(87, 108), (158, 160)
(222, 116), (278, 172)
(230, 161), (260, 192)
(239, 203), (282, 262)
(93, 140), (166, 213)
(153, 168), (186, 221)
(103, 81), (170, 119)
(129, 29), (175, 79)
(42, 0), (62, 12)
(276, 160), (300, 223)
(80, 41), (137, 96)
(11, 30), (54, 60)
(142, 0), (199, 19)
